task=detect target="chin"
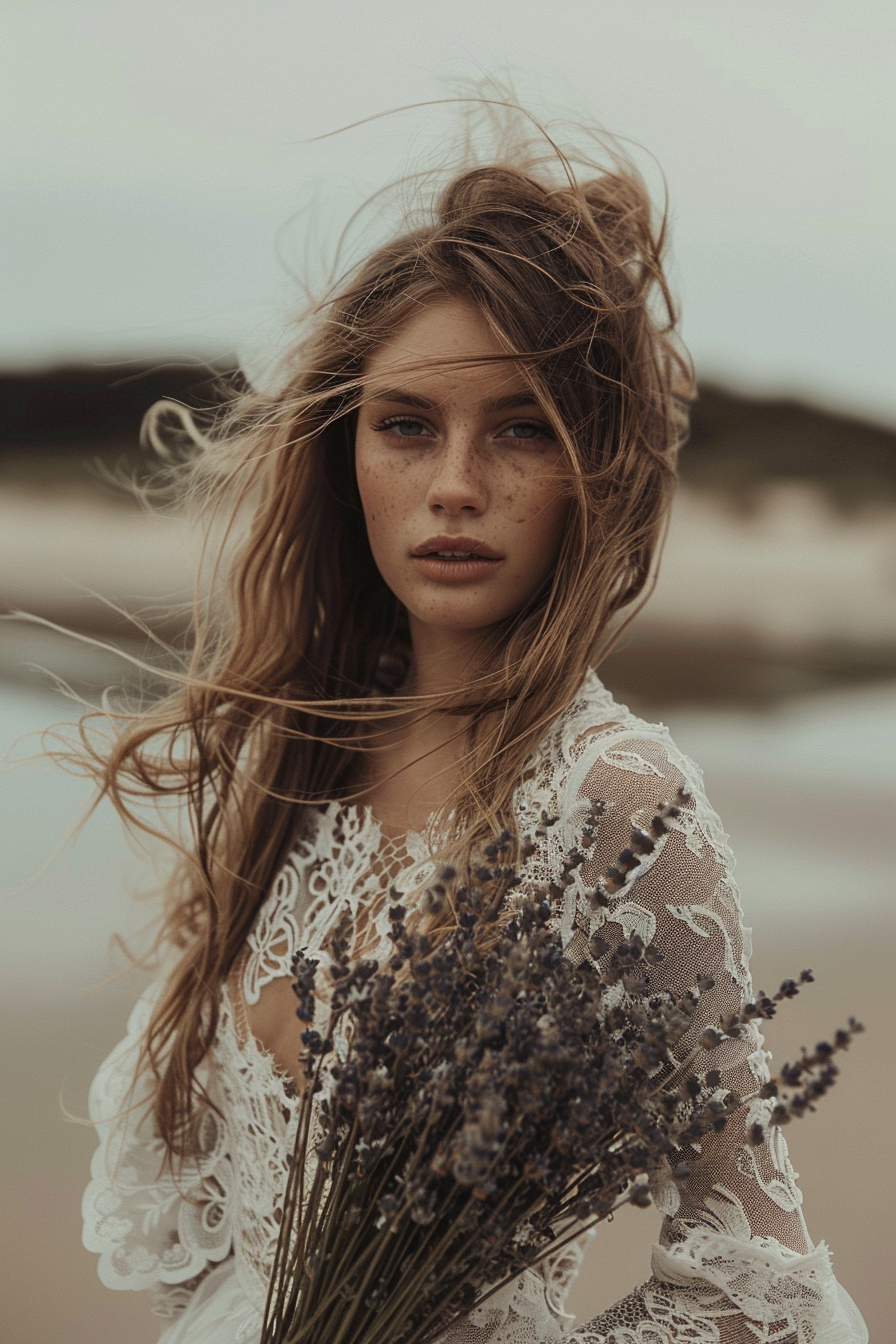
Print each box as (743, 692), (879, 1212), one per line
(405, 596), (522, 634)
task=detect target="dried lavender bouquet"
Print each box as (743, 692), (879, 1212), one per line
(260, 797), (860, 1344)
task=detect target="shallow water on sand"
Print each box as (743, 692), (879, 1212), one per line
(2, 677), (894, 1005)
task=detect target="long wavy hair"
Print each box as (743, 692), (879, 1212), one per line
(79, 103), (693, 1160)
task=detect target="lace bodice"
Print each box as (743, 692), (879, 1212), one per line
(82, 670), (867, 1343)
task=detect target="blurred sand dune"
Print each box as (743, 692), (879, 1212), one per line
(655, 484), (896, 647)
(2, 482), (895, 650)
(0, 488), (199, 635)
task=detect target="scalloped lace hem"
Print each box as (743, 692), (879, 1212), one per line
(652, 1232), (868, 1343)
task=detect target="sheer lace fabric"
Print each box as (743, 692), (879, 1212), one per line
(82, 670), (867, 1343)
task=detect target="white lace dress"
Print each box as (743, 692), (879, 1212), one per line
(82, 671), (868, 1344)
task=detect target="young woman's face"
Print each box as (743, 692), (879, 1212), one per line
(355, 298), (570, 640)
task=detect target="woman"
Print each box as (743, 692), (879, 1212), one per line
(81, 112), (867, 1342)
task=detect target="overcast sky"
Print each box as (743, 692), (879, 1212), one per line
(2, 0), (894, 423)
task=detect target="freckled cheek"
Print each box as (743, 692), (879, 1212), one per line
(358, 453), (422, 511)
(503, 480), (569, 529)
(357, 464), (417, 560)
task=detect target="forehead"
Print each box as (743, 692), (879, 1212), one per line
(362, 297), (535, 403)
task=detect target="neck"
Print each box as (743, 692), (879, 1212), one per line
(403, 617), (494, 700)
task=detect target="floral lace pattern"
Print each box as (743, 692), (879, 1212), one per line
(81, 984), (234, 1300)
(83, 670), (867, 1343)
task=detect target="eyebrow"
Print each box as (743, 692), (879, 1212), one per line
(367, 388), (544, 414)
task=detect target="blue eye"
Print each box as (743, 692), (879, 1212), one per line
(381, 417), (427, 437)
(504, 421), (552, 441)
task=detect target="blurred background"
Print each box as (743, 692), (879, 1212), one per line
(1, 2), (893, 1339)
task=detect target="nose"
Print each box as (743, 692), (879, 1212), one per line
(425, 430), (487, 516)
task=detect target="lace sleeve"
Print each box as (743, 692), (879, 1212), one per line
(551, 725), (868, 1344)
(81, 980), (234, 1318)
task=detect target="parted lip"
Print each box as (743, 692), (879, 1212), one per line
(411, 535), (503, 559)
